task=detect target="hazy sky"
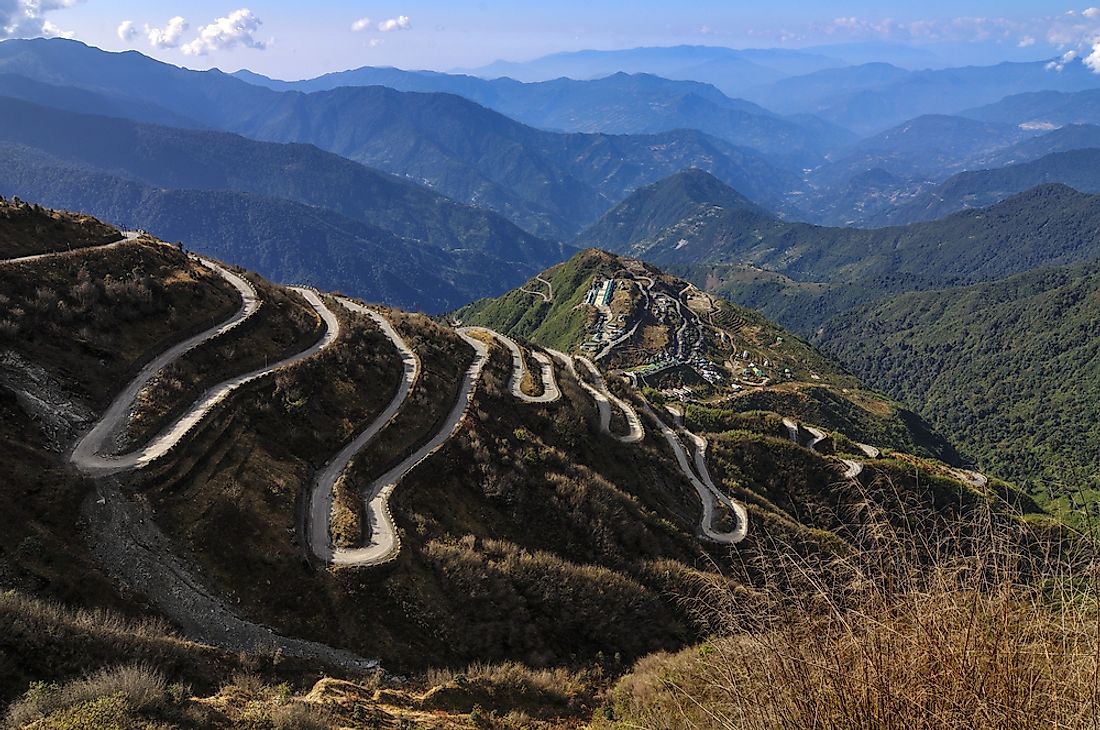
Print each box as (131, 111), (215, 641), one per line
(3, 0), (1100, 77)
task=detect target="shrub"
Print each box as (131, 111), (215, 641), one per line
(604, 502), (1100, 730)
(270, 701), (335, 730)
(5, 664), (167, 728)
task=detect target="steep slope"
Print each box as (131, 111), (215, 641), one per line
(0, 95), (567, 283)
(0, 38), (796, 239)
(572, 169), (767, 251)
(817, 260), (1100, 531)
(456, 248), (958, 461)
(580, 176), (1100, 331)
(0, 71), (200, 128)
(873, 148), (1100, 225)
(0, 194), (119, 257)
(232, 84), (796, 238)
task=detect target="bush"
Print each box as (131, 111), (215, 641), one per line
(604, 505), (1099, 730)
(271, 701), (335, 730)
(5, 664), (167, 728)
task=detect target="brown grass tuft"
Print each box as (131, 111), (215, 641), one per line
(603, 488), (1100, 730)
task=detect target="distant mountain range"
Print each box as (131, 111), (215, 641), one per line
(744, 59), (1100, 134)
(454, 45), (841, 94)
(962, 88), (1100, 127)
(870, 148), (1100, 226)
(791, 117), (1096, 225)
(0, 96), (573, 313)
(579, 170), (1100, 331)
(0, 38), (797, 240)
(230, 68), (851, 168)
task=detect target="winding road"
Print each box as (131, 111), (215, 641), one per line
(310, 323), (566, 566)
(556, 354), (644, 443)
(71, 272), (339, 476)
(324, 330), (491, 567)
(784, 417), (866, 481)
(642, 403), (747, 544)
(463, 328), (561, 404)
(69, 259), (267, 477)
(0, 230), (143, 266)
(519, 275), (554, 303)
(307, 298), (421, 564)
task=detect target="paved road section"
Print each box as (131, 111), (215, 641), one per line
(328, 331), (490, 567)
(519, 275), (554, 303)
(642, 403), (746, 544)
(570, 355), (644, 443)
(462, 328), (561, 404)
(308, 299), (421, 564)
(0, 230), (142, 265)
(840, 458), (864, 479)
(593, 321), (640, 362)
(857, 443), (881, 458)
(784, 417), (865, 481)
(71, 281), (338, 476)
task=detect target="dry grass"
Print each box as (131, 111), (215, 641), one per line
(330, 473), (364, 548)
(4, 664), (166, 728)
(422, 661), (598, 722)
(603, 495), (1100, 730)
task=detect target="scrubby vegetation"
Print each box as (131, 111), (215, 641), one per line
(343, 310), (473, 487)
(4, 202), (1089, 728)
(124, 276), (324, 448)
(599, 506), (1097, 730)
(0, 240), (239, 410)
(0, 195), (119, 259)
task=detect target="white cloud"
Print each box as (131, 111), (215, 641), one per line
(819, 15), (1021, 43)
(350, 16), (371, 32)
(181, 8), (265, 56)
(117, 19), (136, 42)
(369, 37), (383, 47)
(146, 16), (188, 49)
(377, 15), (410, 32)
(813, 9), (1100, 75)
(0, 0), (79, 39)
(1086, 41), (1100, 71)
(1046, 49), (1080, 71)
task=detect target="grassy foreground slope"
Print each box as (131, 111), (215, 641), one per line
(818, 260), (1100, 531)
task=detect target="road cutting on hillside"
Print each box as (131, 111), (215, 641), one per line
(71, 271), (339, 475)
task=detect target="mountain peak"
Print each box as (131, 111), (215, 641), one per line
(573, 168), (770, 252)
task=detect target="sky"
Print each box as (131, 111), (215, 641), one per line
(2, 0), (1100, 78)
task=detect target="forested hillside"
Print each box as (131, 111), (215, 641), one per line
(818, 261), (1100, 529)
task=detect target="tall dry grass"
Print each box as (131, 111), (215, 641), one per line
(606, 479), (1100, 730)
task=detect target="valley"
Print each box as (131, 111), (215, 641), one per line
(0, 20), (1098, 730)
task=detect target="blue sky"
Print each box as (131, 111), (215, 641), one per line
(4, 0), (1100, 77)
